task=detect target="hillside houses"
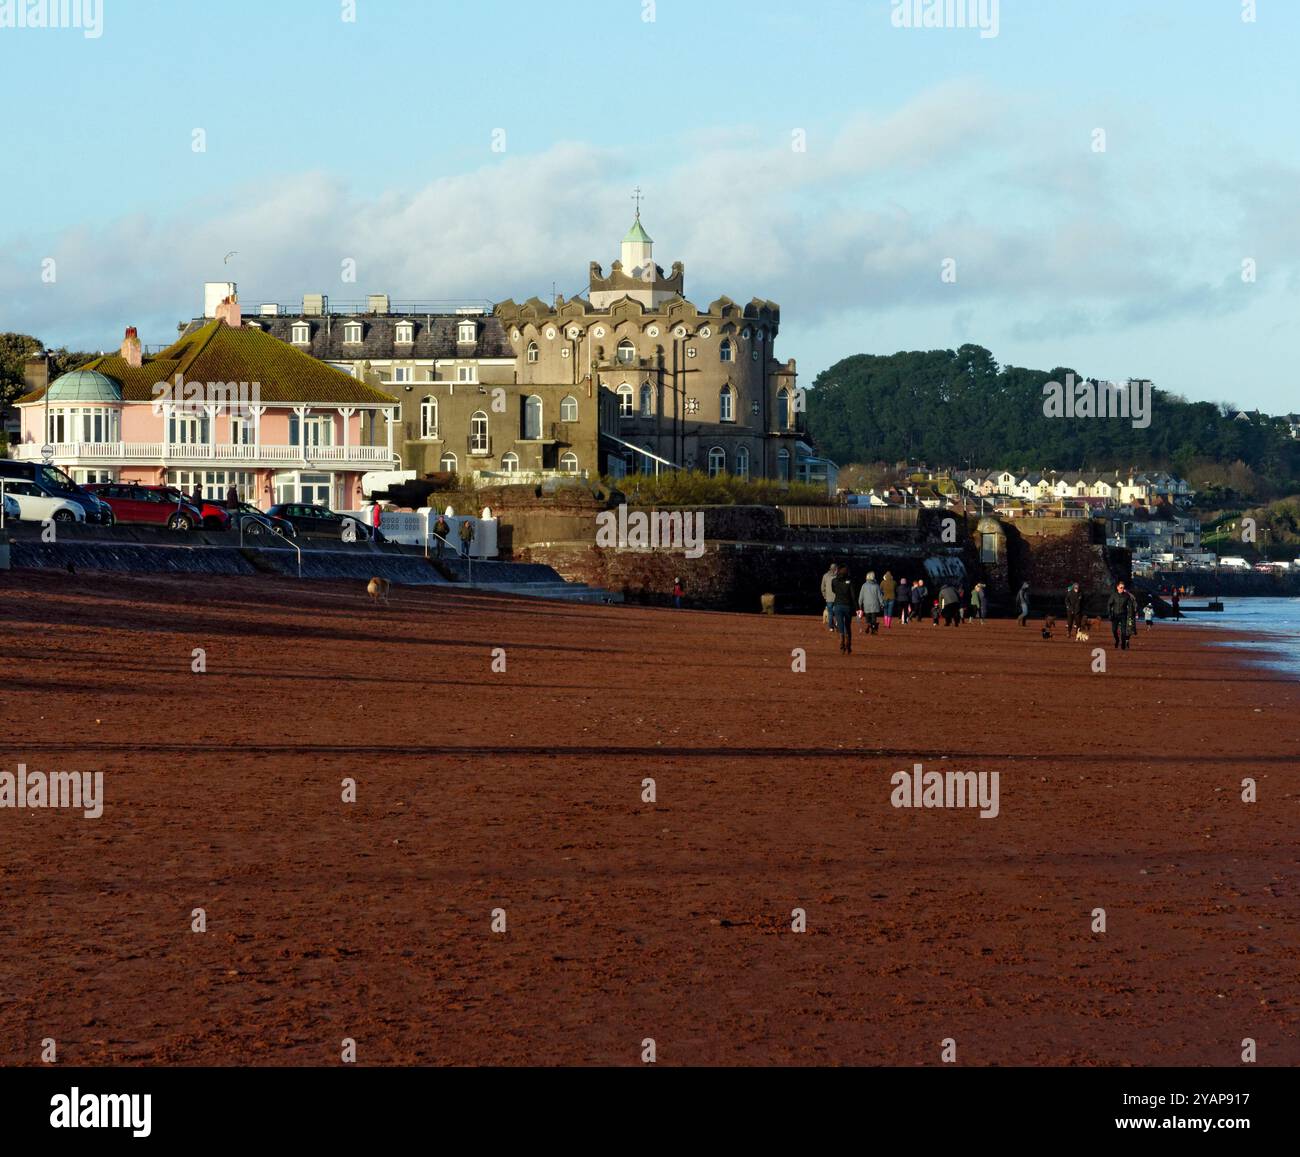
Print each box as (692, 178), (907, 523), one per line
(951, 468), (1190, 506)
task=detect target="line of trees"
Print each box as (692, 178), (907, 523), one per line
(806, 345), (1300, 500)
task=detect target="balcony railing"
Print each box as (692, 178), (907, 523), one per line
(11, 441), (397, 465)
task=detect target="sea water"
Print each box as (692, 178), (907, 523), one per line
(1173, 597), (1300, 678)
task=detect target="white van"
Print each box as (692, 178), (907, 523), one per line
(1217, 556), (1250, 569)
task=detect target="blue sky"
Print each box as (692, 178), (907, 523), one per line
(2, 0), (1297, 412)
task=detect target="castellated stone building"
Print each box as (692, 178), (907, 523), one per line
(496, 212), (823, 484)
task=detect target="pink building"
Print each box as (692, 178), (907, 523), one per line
(13, 301), (399, 509)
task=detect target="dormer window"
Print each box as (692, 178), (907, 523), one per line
(343, 322), (363, 344)
(395, 322), (414, 344)
(291, 322), (310, 344)
(458, 321), (477, 344)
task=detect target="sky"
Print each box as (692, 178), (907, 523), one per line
(1, 0), (1297, 413)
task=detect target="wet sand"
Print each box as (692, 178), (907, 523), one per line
(0, 570), (1296, 1066)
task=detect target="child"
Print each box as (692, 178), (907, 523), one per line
(673, 577), (684, 609)
(1143, 603), (1154, 628)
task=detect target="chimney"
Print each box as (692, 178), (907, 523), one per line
(121, 326), (143, 368)
(214, 294), (242, 328)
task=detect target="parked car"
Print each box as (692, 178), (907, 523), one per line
(86, 483), (205, 531)
(0, 476), (89, 522)
(158, 489), (231, 531)
(0, 460), (114, 524)
(227, 502), (296, 539)
(267, 503), (385, 542)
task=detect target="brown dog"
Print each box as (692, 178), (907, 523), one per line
(367, 576), (391, 603)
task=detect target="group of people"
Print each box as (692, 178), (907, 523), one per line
(820, 563), (988, 653)
(1019, 579), (1149, 650)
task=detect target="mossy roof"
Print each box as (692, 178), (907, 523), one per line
(18, 320), (399, 406)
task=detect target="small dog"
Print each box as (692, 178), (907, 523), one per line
(367, 576), (391, 603)
(1041, 626), (1052, 639)
(1075, 617), (1092, 642)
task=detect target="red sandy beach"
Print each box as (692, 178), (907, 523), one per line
(0, 570), (1296, 1066)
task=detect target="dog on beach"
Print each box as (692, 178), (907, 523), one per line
(1075, 616), (1092, 642)
(367, 576), (391, 603)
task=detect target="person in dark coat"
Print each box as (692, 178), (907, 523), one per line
(1065, 582), (1083, 638)
(939, 583), (962, 626)
(831, 565), (855, 654)
(1107, 581), (1138, 650)
(225, 484), (239, 511)
(897, 577), (911, 624)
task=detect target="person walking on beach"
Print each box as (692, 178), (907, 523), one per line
(821, 562), (838, 632)
(1016, 581), (1031, 626)
(1171, 590), (1181, 620)
(880, 571), (897, 628)
(939, 582), (961, 626)
(459, 517), (475, 558)
(969, 581), (986, 624)
(911, 580), (926, 624)
(1144, 602), (1155, 628)
(433, 513), (450, 559)
(858, 570), (884, 635)
(897, 576), (911, 623)
(831, 564), (855, 654)
(673, 577), (684, 609)
(1065, 582), (1083, 638)
(1107, 581), (1137, 650)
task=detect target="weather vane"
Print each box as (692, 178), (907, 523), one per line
(632, 186), (643, 217)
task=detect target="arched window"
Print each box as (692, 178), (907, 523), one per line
(440, 452), (458, 472)
(616, 339), (636, 366)
(526, 341), (539, 363)
(560, 395), (578, 422)
(616, 383), (634, 417)
(419, 396), (437, 439)
(777, 387), (791, 430)
(395, 322), (414, 344)
(470, 410), (489, 454)
(559, 451), (579, 474)
(291, 322), (310, 344)
(777, 447), (791, 482)
(720, 338), (733, 363)
(523, 395), (542, 440)
(707, 446), (726, 477)
(639, 383), (653, 417)
(343, 322), (363, 344)
(735, 445), (750, 480)
(501, 452), (519, 473)
(719, 385), (733, 423)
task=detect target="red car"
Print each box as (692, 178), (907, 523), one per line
(85, 483), (220, 531)
(160, 488), (232, 531)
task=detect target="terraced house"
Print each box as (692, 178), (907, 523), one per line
(13, 298), (398, 508)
